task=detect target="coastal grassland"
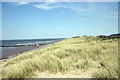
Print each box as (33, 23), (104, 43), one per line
(1, 36), (118, 78)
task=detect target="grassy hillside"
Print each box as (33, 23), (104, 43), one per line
(1, 36), (118, 78)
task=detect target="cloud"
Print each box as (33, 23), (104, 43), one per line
(33, 3), (59, 10)
(33, 2), (95, 12)
(33, 1), (72, 10)
(33, 0), (61, 10)
(30, 2), (118, 19)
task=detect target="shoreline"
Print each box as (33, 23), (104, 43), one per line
(1, 39), (65, 61)
(0, 43), (53, 61)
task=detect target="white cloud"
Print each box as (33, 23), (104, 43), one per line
(32, 1), (118, 19)
(32, 0), (61, 10)
(33, 2), (94, 12)
(33, 3), (58, 10)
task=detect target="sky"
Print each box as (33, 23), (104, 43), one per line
(2, 2), (118, 40)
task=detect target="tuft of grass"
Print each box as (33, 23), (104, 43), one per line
(93, 47), (118, 78)
(1, 36), (118, 78)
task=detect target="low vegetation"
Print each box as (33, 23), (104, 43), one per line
(1, 36), (118, 78)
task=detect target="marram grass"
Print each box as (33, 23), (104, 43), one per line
(1, 36), (118, 78)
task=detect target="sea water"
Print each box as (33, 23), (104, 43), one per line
(0, 38), (64, 59)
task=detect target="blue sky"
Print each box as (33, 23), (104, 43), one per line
(2, 2), (118, 40)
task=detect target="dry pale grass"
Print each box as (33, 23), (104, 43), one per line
(1, 36), (118, 79)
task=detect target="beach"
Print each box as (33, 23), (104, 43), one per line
(2, 2), (118, 79)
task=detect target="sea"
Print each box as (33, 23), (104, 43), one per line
(0, 38), (64, 59)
